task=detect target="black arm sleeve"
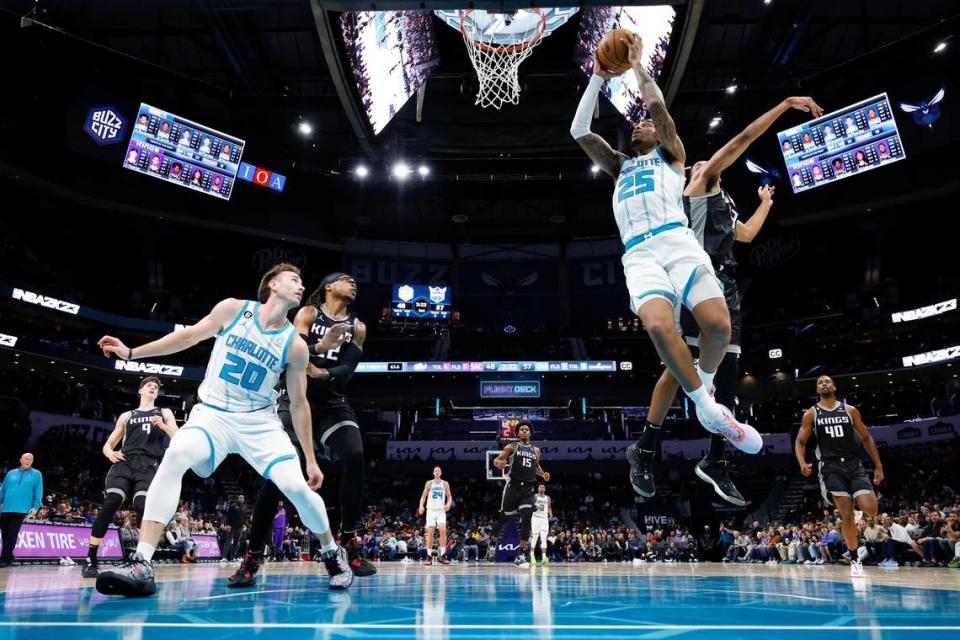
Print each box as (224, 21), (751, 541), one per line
(326, 342), (363, 389)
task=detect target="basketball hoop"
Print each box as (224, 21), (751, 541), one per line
(458, 9), (546, 110)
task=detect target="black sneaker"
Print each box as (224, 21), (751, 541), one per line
(82, 560), (99, 579)
(347, 543), (377, 577)
(321, 547), (354, 590)
(227, 553), (262, 588)
(695, 458), (746, 506)
(95, 553), (156, 597)
(627, 443), (656, 497)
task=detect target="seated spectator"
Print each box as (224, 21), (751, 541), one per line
(877, 515), (924, 567)
(463, 530), (479, 561)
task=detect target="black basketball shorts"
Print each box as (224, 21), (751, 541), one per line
(104, 455), (160, 502)
(501, 480), (537, 515)
(680, 271), (742, 352)
(818, 458), (874, 503)
(279, 402), (359, 462)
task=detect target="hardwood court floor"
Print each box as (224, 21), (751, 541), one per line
(0, 560), (958, 639)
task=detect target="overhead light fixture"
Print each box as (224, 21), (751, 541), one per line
(392, 162), (411, 180)
(355, 165), (369, 178)
(763, 0), (772, 4)
(726, 83), (737, 94)
(298, 122), (313, 135)
(934, 41), (947, 53)
(417, 164), (430, 177)
(709, 117), (722, 129)
(591, 164), (600, 174)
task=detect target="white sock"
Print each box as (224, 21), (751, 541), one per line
(697, 365), (716, 390)
(320, 539), (338, 554)
(686, 385), (714, 410)
(136, 542), (155, 562)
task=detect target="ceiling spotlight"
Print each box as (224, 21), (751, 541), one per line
(591, 164), (600, 174)
(726, 83), (738, 94)
(417, 164), (430, 177)
(709, 117), (722, 129)
(763, 0), (772, 4)
(934, 41), (947, 53)
(298, 122), (313, 135)
(392, 162), (412, 180)
(355, 165), (369, 178)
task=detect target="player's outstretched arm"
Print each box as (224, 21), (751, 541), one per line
(849, 405), (884, 485)
(736, 186), (775, 243)
(693, 96), (824, 190)
(795, 409), (815, 476)
(570, 58), (628, 178)
(285, 338), (322, 490)
(97, 298), (243, 362)
(625, 32), (684, 169)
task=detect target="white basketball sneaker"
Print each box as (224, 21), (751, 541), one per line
(695, 402), (762, 454)
(850, 560), (865, 577)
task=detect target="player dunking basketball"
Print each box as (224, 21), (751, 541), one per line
(628, 95), (823, 505)
(795, 375), (883, 576)
(418, 466), (452, 566)
(493, 422), (549, 568)
(83, 377), (178, 578)
(94, 263), (353, 596)
(571, 32), (760, 454)
(228, 272), (375, 588)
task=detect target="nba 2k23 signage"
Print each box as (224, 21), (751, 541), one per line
(891, 298), (957, 323)
(83, 105), (127, 145)
(902, 345), (960, 367)
(114, 360), (185, 377)
(11, 287), (80, 315)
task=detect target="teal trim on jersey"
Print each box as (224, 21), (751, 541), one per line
(262, 454), (296, 480)
(217, 301), (250, 337)
(181, 426), (216, 478)
(202, 401), (271, 414)
(252, 301), (291, 335)
(623, 222), (684, 253)
(681, 264), (704, 308)
(279, 325), (297, 370)
(656, 146), (684, 178)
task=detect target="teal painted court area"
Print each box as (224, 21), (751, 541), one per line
(0, 563), (958, 640)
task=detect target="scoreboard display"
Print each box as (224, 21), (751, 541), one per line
(779, 93), (905, 194)
(124, 103), (246, 200)
(391, 283), (451, 320)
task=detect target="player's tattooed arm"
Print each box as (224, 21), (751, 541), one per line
(575, 134), (627, 178)
(624, 32), (685, 168)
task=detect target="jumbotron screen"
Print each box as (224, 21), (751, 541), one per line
(123, 103), (245, 200)
(391, 283), (451, 320)
(778, 93), (906, 194)
(575, 6), (677, 124)
(340, 11), (440, 135)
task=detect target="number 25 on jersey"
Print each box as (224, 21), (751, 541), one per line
(617, 169), (655, 202)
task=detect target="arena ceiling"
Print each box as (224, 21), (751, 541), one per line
(0, 1), (957, 243)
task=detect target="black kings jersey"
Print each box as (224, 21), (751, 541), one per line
(508, 443), (538, 483)
(279, 306), (358, 408)
(122, 407), (167, 459)
(812, 401), (860, 461)
(683, 190), (739, 284)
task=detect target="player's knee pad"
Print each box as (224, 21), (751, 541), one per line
(92, 492), (125, 538)
(518, 507), (534, 539)
(132, 494), (147, 525)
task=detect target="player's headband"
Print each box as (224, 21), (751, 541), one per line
(320, 272), (352, 300)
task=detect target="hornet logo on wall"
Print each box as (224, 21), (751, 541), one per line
(83, 105), (127, 145)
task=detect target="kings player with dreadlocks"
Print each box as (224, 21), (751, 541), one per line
(228, 272), (374, 587)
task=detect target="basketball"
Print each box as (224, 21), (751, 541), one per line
(597, 28), (632, 74)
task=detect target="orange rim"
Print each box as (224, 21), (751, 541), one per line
(460, 8), (547, 54)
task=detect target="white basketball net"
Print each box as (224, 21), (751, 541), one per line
(460, 10), (546, 110)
